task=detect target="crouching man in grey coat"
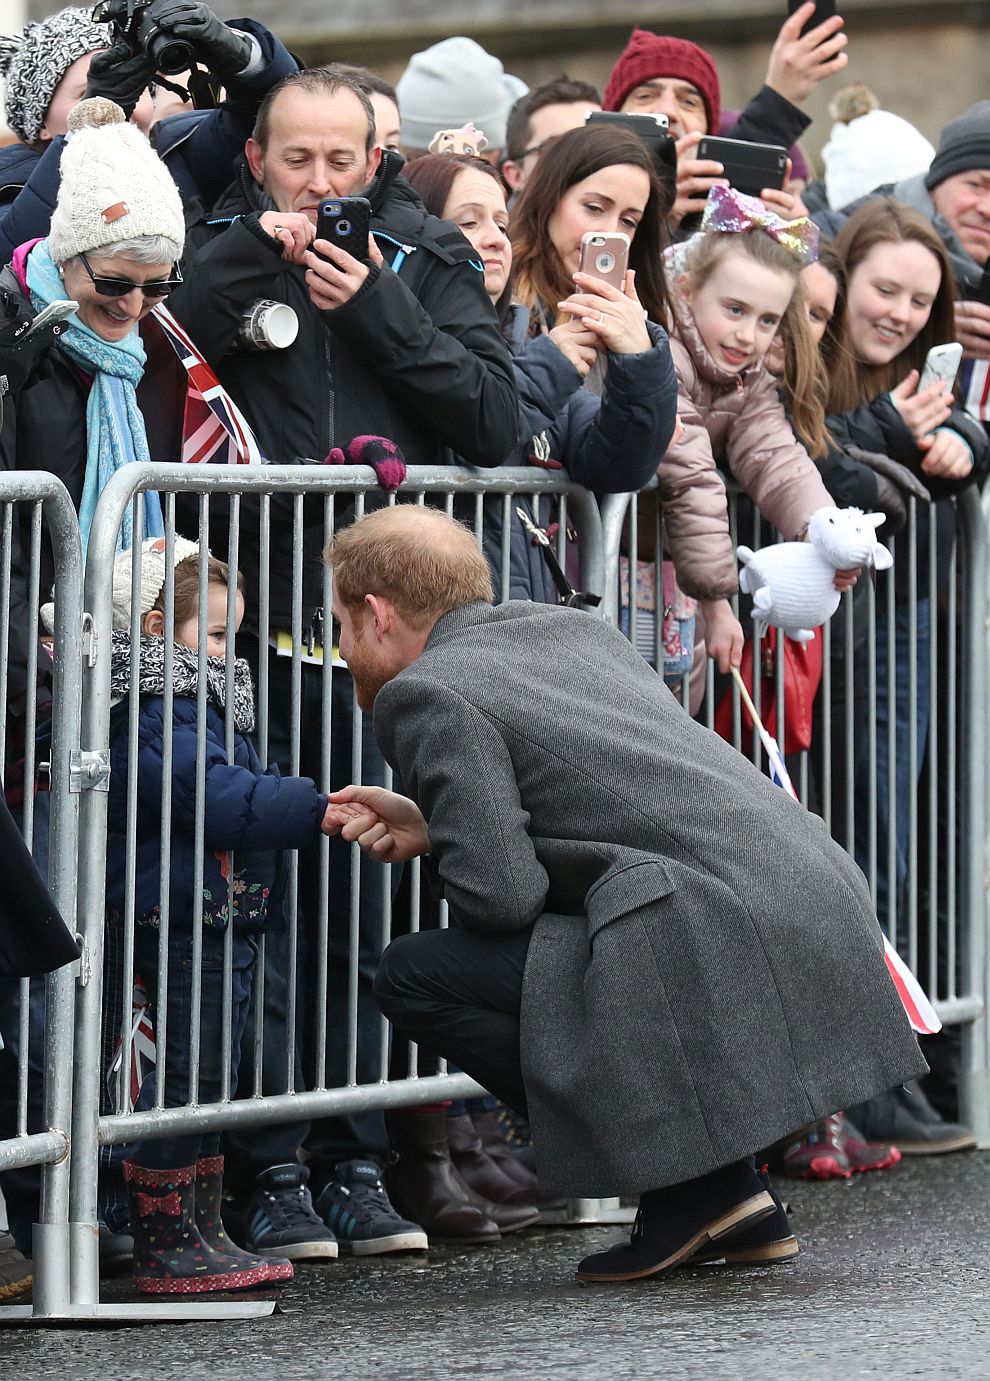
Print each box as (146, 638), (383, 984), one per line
(324, 505), (927, 1284)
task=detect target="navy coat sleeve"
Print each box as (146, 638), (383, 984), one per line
(136, 701), (327, 851)
(512, 324), (678, 493)
(0, 139), (64, 263)
(827, 393), (989, 501)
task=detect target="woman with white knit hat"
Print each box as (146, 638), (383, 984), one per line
(0, 95), (188, 553)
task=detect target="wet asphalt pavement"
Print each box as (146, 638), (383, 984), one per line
(1, 1152), (989, 1379)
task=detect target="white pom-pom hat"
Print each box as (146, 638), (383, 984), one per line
(48, 98), (185, 264)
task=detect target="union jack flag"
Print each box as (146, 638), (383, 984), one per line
(152, 303), (267, 465)
(107, 976), (157, 1114)
(962, 358), (990, 423)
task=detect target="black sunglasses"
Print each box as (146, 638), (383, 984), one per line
(79, 253), (183, 300)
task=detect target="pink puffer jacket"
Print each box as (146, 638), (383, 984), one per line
(660, 295), (834, 601)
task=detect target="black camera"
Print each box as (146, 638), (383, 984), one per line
(91, 0), (194, 76)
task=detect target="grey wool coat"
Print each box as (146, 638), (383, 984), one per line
(373, 601), (927, 1197)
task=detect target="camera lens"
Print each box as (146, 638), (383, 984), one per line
(335, 220), (352, 237)
(596, 252), (615, 274)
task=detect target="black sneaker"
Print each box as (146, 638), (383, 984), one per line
(848, 1082), (977, 1156)
(316, 1160), (429, 1256)
(244, 1163), (338, 1261)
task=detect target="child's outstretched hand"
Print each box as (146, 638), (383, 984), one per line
(700, 598), (745, 673)
(324, 786), (430, 863)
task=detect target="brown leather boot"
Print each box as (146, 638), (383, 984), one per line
(384, 1110), (500, 1245)
(468, 1108), (540, 1197)
(446, 1112), (538, 1209)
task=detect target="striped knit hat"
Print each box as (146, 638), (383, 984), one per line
(0, 7), (109, 144)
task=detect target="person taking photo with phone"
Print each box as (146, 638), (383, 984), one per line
(404, 128), (678, 602)
(603, 6), (848, 233)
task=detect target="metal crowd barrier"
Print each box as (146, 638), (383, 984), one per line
(601, 482), (990, 1146)
(0, 475), (85, 1314)
(5, 463), (602, 1323)
(2, 461), (989, 1325)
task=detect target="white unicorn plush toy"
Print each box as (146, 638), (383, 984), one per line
(737, 506), (893, 643)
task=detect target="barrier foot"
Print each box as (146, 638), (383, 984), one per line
(539, 1196), (637, 1227)
(0, 1299), (278, 1326)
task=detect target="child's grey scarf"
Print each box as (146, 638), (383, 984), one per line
(109, 630), (256, 733)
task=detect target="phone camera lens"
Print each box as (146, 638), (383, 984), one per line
(336, 219), (351, 237)
(596, 252), (615, 274)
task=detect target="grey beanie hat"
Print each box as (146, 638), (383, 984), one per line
(396, 36), (511, 152)
(926, 101), (990, 190)
(0, 7), (109, 144)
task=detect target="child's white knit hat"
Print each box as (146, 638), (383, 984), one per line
(48, 98), (185, 264)
(112, 536), (200, 630)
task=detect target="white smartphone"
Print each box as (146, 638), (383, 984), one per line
(919, 341), (963, 393)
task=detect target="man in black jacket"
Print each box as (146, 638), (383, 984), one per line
(173, 65), (517, 1262)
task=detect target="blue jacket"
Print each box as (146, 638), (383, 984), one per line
(482, 304), (677, 602)
(0, 18), (298, 261)
(106, 694), (327, 933)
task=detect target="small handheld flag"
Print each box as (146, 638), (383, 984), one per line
(729, 668), (941, 1035)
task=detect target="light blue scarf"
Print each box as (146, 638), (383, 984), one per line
(26, 240), (164, 553)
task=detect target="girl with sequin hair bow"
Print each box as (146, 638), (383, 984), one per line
(655, 183), (854, 682)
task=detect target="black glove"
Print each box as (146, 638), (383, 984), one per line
(0, 294), (61, 395)
(85, 41), (156, 118)
(145, 0), (252, 77)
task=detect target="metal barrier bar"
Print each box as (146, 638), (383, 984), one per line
(0, 473), (85, 1320)
(59, 462), (602, 1308)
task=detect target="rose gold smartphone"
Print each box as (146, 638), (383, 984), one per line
(578, 232), (630, 291)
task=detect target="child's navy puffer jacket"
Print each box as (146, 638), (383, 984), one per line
(106, 695), (327, 933)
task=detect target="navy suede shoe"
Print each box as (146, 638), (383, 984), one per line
(575, 1157), (774, 1283)
(692, 1167), (798, 1265)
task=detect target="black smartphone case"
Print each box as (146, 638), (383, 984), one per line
(316, 197), (373, 260)
(697, 137), (788, 199)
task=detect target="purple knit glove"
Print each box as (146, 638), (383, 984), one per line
(325, 435), (407, 492)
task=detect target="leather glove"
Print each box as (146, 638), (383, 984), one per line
(0, 294), (63, 395)
(84, 41), (156, 117)
(145, 0), (252, 77)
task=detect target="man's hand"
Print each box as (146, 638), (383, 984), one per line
(324, 786), (430, 863)
(889, 371), (953, 443)
(955, 299), (990, 361)
(146, 0), (252, 76)
(758, 179), (810, 221)
(304, 233), (382, 312)
(258, 211), (315, 264)
(84, 42), (155, 117)
(833, 567), (860, 593)
(765, 3), (849, 106)
(669, 132), (726, 227)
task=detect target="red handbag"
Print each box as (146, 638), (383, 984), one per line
(714, 626), (823, 754)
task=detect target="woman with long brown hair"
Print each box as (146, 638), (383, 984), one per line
(404, 137), (678, 601)
(824, 198), (987, 1158)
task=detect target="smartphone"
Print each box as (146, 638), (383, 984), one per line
(17, 299), (77, 341)
(787, 0), (837, 36)
(578, 232), (630, 291)
(316, 196), (372, 262)
(585, 109), (677, 182)
(919, 342), (963, 393)
(696, 135), (788, 198)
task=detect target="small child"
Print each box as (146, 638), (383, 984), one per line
(659, 184), (844, 673)
(105, 537), (330, 1295)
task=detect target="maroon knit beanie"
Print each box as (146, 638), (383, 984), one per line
(603, 29), (720, 133)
